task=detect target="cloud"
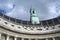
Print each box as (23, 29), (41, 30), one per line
(1, 0), (60, 21)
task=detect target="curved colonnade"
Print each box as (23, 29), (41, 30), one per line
(0, 13), (60, 40)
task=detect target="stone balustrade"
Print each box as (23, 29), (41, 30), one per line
(0, 16), (60, 34)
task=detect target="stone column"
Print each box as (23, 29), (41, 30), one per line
(53, 37), (55, 40)
(46, 38), (48, 40)
(14, 37), (17, 40)
(6, 35), (9, 40)
(0, 33), (1, 40)
(29, 38), (31, 40)
(22, 38), (24, 40)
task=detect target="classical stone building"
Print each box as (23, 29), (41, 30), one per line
(0, 13), (60, 40)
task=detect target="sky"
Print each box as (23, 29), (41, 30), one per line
(0, 0), (60, 21)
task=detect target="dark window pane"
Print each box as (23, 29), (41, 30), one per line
(55, 37), (60, 40)
(1, 34), (6, 40)
(24, 38), (29, 40)
(48, 38), (53, 40)
(17, 38), (21, 40)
